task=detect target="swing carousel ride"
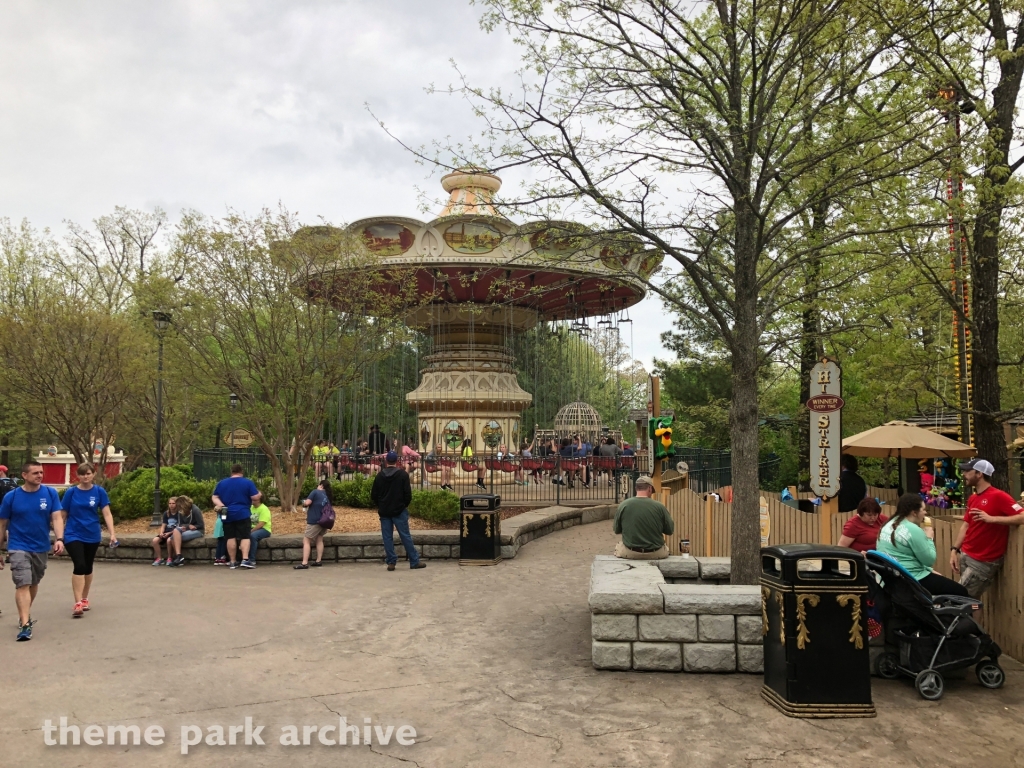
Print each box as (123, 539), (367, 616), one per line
(309, 168), (661, 457)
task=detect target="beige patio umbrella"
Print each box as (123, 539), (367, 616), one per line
(842, 421), (977, 459)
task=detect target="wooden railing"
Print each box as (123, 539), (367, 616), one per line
(664, 488), (1023, 662)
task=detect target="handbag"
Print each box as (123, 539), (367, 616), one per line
(317, 502), (336, 530)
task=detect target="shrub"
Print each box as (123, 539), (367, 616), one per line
(106, 467), (217, 520)
(330, 474), (374, 508)
(408, 489), (459, 523)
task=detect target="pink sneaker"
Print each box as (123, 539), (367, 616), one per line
(81, 598), (90, 611)
(72, 602), (84, 618)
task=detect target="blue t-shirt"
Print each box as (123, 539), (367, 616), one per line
(0, 485), (62, 552)
(62, 485), (109, 544)
(213, 476), (260, 522)
(306, 489), (328, 525)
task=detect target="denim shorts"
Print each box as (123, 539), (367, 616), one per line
(179, 529), (204, 543)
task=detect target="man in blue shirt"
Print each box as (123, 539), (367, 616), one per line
(0, 461), (65, 641)
(212, 464), (260, 569)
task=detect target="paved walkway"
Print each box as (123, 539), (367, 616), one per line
(2, 520), (1022, 767)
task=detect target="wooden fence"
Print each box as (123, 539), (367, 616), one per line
(665, 489), (1024, 662)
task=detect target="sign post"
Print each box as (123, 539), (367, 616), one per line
(807, 358), (843, 544)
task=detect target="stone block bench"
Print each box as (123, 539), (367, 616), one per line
(85, 504), (618, 565)
(589, 555), (763, 673)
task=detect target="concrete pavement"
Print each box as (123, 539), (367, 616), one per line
(1, 520), (1022, 767)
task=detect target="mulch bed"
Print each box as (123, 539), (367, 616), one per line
(115, 506), (531, 535)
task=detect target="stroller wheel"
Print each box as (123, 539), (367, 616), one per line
(976, 661), (1005, 689)
(915, 669), (944, 701)
(876, 652), (900, 680)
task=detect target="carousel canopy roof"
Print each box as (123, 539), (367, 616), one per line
(308, 169), (661, 322)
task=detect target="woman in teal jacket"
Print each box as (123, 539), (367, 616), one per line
(877, 494), (968, 597)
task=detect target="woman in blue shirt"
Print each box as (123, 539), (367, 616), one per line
(61, 462), (118, 617)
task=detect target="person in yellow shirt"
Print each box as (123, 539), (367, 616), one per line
(460, 438), (487, 491)
(246, 493), (273, 568)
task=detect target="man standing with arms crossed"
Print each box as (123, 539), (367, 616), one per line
(371, 451), (426, 571)
(950, 458), (1024, 615)
(0, 461), (65, 641)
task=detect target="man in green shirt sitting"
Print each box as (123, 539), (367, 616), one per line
(613, 476), (674, 560)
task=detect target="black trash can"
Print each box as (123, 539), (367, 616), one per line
(459, 494), (501, 566)
(760, 544), (875, 718)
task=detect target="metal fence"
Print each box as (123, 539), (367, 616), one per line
(192, 449), (278, 481)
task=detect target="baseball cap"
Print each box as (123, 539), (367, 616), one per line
(385, 451), (398, 463)
(958, 458), (995, 476)
(635, 475), (654, 487)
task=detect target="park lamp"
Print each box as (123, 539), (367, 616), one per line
(229, 392), (239, 410)
(152, 310), (172, 333)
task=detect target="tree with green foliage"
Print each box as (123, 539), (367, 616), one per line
(458, 0), (939, 582)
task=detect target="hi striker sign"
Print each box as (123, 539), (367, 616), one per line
(808, 358), (843, 500)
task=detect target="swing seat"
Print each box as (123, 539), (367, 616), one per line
(439, 457), (456, 468)
(461, 460), (481, 473)
(618, 456), (635, 470)
(540, 458), (558, 472)
(424, 461), (440, 473)
(500, 459), (517, 473)
(561, 458), (582, 471)
(593, 457), (616, 471)
(484, 457), (501, 471)
(521, 458), (542, 471)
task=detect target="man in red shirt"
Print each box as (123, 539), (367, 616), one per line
(950, 459), (1024, 604)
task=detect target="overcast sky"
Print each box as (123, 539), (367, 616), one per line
(0, 0), (672, 369)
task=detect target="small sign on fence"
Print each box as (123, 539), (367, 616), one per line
(760, 495), (771, 545)
(808, 357), (842, 500)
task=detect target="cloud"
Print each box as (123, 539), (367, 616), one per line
(0, 0), (669, 366)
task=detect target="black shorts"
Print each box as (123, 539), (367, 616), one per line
(222, 518), (252, 540)
(65, 541), (100, 576)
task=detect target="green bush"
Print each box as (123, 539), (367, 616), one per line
(408, 489), (459, 523)
(106, 467), (217, 520)
(329, 474), (374, 508)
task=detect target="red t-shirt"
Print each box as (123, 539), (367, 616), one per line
(963, 486), (1023, 562)
(841, 513), (889, 553)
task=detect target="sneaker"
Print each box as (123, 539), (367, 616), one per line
(387, 563), (396, 571)
(173, 554), (185, 566)
(17, 623), (32, 641)
(81, 599), (90, 611)
(72, 602), (84, 618)
(310, 561), (322, 567)
(240, 560), (255, 569)
(213, 557), (228, 566)
(476, 483), (487, 490)
(152, 558), (164, 566)
(293, 563), (309, 570)
(410, 562), (427, 570)
(228, 561), (240, 570)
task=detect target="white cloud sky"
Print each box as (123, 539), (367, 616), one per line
(0, 0), (672, 369)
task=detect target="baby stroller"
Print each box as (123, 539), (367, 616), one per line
(864, 550), (1004, 700)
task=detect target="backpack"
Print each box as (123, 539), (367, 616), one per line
(317, 502), (336, 530)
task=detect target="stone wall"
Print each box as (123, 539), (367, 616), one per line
(89, 504), (618, 565)
(589, 555), (762, 673)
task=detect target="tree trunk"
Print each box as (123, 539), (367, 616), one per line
(968, 16), (1024, 489)
(730, 211), (762, 585)
(797, 204), (827, 489)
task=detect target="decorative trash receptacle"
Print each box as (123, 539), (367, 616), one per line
(459, 494), (501, 565)
(760, 544), (875, 718)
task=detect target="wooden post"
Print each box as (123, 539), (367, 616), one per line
(651, 376), (661, 495)
(705, 490), (714, 557)
(820, 496), (837, 545)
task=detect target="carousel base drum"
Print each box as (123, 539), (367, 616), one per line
(760, 544), (875, 718)
(459, 494), (502, 565)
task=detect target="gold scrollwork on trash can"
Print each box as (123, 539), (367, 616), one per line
(462, 514), (473, 537)
(774, 590), (785, 644)
(836, 594), (864, 649)
(484, 513), (491, 538)
(761, 586), (771, 636)
(795, 594), (820, 650)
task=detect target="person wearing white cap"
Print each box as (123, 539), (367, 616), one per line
(950, 458), (1024, 604)
(613, 475), (673, 560)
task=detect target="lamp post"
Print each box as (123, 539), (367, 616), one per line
(229, 392), (239, 450)
(150, 311), (172, 527)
